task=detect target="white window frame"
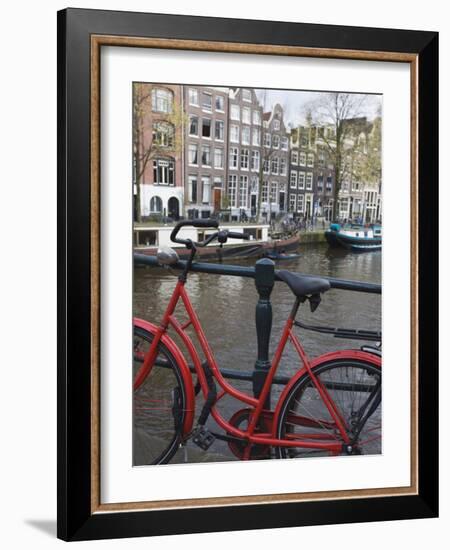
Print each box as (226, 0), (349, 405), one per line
(252, 128), (260, 146)
(202, 176), (211, 204)
(291, 150), (298, 165)
(188, 143), (198, 166)
(240, 148), (249, 170)
(230, 124), (239, 143)
(214, 148), (224, 169)
(298, 171), (305, 189)
(299, 152), (306, 166)
(215, 120), (224, 141)
(241, 126), (250, 145)
(230, 104), (240, 121)
(242, 89), (252, 102)
(251, 150), (260, 172)
(306, 172), (313, 190)
(252, 110), (261, 126)
(229, 146), (239, 170)
(242, 107), (251, 124)
(228, 175), (238, 207)
(272, 135), (280, 149)
(290, 171), (298, 189)
(188, 88), (199, 106)
(239, 175), (249, 208)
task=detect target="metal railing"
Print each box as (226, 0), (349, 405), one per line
(134, 253), (381, 404)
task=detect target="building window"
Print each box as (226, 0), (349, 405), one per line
(318, 151), (325, 166)
(214, 148), (224, 169)
(202, 118), (211, 138)
(326, 175), (333, 191)
(272, 135), (280, 149)
(252, 128), (260, 146)
(229, 147), (239, 169)
(306, 172), (313, 190)
(301, 136), (308, 147)
(188, 144), (198, 165)
(270, 181), (277, 203)
(264, 133), (271, 148)
(317, 174), (324, 192)
(261, 181), (269, 203)
(273, 119), (280, 131)
(214, 176), (222, 188)
(298, 171), (305, 189)
(242, 89), (251, 102)
(152, 88), (173, 113)
(215, 120), (224, 141)
(230, 104), (240, 120)
(188, 175), (197, 203)
(188, 88), (199, 106)
(153, 158), (174, 185)
(242, 126), (250, 145)
(202, 145), (211, 166)
(263, 158), (270, 174)
(307, 153), (314, 167)
(291, 150), (298, 165)
(251, 150), (260, 171)
(290, 171), (297, 188)
(202, 92), (212, 111)
(150, 196), (163, 213)
(242, 107), (251, 124)
(189, 116), (198, 136)
(202, 176), (211, 204)
(280, 158), (287, 176)
(240, 148), (249, 170)
(253, 110), (261, 125)
(239, 176), (248, 208)
(289, 194), (296, 212)
(215, 95), (224, 111)
(271, 157), (279, 175)
(299, 152), (306, 166)
(281, 136), (288, 150)
(228, 175), (237, 207)
(230, 124), (239, 143)
(152, 122), (174, 147)
(297, 194), (304, 213)
(250, 176), (258, 193)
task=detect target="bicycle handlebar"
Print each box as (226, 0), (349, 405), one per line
(170, 218), (219, 246)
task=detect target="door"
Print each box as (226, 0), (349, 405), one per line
(213, 188), (222, 212)
(168, 197), (180, 220)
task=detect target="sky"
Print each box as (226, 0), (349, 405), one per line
(254, 89), (382, 128)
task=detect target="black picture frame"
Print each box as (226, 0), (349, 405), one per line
(57, 8), (438, 541)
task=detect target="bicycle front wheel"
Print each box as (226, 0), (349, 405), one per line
(275, 358), (381, 459)
(133, 326), (187, 465)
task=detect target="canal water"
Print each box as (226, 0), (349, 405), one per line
(133, 243), (381, 464)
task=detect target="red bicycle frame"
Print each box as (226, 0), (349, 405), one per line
(134, 277), (381, 457)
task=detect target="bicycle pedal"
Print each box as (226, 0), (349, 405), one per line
(192, 427), (215, 450)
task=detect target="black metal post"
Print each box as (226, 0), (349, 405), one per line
(252, 258), (275, 407)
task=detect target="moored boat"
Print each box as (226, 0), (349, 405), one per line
(325, 223), (382, 252)
(134, 223), (300, 261)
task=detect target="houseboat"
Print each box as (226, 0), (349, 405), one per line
(134, 223), (300, 261)
(325, 223), (382, 252)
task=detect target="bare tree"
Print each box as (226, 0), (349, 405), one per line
(303, 93), (372, 219)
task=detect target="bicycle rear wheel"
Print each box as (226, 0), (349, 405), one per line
(276, 358), (381, 459)
(133, 326), (187, 465)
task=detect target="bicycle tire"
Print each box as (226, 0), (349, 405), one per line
(275, 358), (381, 459)
(133, 325), (187, 465)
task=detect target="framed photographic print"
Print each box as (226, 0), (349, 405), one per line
(57, 8), (438, 541)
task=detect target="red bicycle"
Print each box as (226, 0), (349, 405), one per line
(133, 219), (382, 465)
